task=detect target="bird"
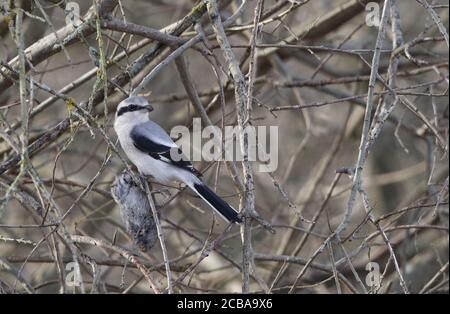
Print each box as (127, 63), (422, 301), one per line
(114, 96), (242, 224)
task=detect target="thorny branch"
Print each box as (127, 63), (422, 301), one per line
(0, 0), (448, 294)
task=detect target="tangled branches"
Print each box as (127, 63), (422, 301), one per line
(0, 0), (448, 294)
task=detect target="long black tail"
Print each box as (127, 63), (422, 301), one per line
(191, 182), (242, 224)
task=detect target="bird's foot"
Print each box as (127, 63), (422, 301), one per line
(151, 188), (171, 200)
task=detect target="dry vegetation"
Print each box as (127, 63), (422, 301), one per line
(0, 0), (448, 294)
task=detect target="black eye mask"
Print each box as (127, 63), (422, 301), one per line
(117, 104), (143, 117)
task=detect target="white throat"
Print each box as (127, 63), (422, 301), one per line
(114, 111), (149, 130)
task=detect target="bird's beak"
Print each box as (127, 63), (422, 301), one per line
(145, 104), (154, 112)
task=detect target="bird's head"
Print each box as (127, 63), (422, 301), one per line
(115, 96), (154, 123)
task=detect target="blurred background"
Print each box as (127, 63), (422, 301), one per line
(0, 0), (448, 293)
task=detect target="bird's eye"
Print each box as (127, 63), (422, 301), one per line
(129, 105), (137, 111)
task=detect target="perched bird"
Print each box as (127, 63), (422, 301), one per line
(114, 96), (242, 224)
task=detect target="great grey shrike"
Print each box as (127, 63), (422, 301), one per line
(114, 96), (241, 224)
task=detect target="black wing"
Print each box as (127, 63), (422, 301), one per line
(130, 127), (201, 176)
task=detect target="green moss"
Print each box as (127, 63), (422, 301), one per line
(190, 1), (206, 15)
